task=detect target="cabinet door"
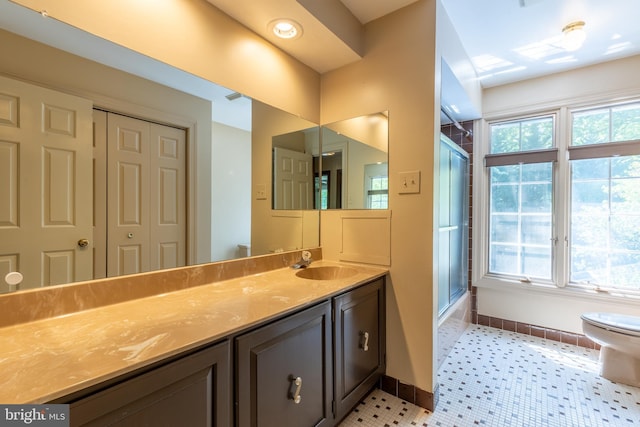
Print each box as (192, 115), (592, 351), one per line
(69, 341), (230, 427)
(334, 278), (385, 421)
(236, 301), (332, 427)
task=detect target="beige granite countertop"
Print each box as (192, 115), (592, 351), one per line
(0, 260), (387, 404)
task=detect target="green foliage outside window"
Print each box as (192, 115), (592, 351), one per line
(488, 117), (554, 280)
(490, 117), (553, 153)
(572, 104), (640, 146)
(570, 103), (640, 289)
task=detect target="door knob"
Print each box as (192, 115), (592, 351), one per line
(5, 271), (23, 287)
(77, 238), (89, 248)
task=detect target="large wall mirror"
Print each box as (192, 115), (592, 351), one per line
(271, 111), (389, 210)
(0, 3), (320, 293)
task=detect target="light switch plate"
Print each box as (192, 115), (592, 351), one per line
(255, 184), (267, 200)
(398, 170), (420, 194)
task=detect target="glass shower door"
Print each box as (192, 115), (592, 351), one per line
(438, 134), (469, 316)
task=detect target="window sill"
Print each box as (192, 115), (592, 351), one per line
(474, 275), (640, 307)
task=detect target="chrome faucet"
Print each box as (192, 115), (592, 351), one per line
(291, 250), (312, 269)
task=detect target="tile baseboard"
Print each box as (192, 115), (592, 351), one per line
(474, 313), (600, 350)
(378, 375), (438, 411)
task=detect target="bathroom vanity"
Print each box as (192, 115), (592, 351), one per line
(0, 252), (386, 426)
(236, 277), (384, 426)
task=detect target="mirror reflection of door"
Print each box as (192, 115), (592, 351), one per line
(272, 147), (313, 209)
(94, 111), (187, 279)
(0, 77), (187, 292)
(0, 75), (93, 289)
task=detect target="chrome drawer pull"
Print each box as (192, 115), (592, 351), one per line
(360, 331), (370, 351)
(289, 376), (302, 404)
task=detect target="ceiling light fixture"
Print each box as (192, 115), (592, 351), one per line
(562, 21), (586, 51)
(268, 19), (303, 40)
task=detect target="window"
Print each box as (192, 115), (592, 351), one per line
(486, 116), (556, 281)
(569, 103), (640, 292)
(367, 176), (388, 209)
(364, 163), (388, 209)
(489, 163), (553, 279)
(314, 173), (329, 209)
(481, 101), (640, 295)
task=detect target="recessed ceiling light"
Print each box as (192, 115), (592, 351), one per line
(562, 21), (586, 51)
(268, 19), (303, 40)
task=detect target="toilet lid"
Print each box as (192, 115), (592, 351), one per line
(581, 312), (640, 337)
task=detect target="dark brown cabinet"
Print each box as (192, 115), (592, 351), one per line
(235, 301), (333, 427)
(333, 278), (385, 422)
(61, 276), (385, 427)
(68, 341), (230, 427)
(235, 278), (385, 427)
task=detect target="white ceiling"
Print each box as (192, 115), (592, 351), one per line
(207, 0), (640, 87)
(440, 0), (640, 88)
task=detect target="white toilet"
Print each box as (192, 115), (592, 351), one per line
(581, 312), (640, 387)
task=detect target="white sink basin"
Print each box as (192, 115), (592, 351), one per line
(295, 266), (358, 281)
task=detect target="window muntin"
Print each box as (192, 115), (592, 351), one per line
(572, 103), (640, 146)
(489, 163), (553, 280)
(487, 115), (555, 282)
(570, 155), (640, 290)
(364, 163), (388, 209)
(482, 102), (640, 295)
(367, 175), (388, 209)
(490, 116), (554, 153)
(568, 101), (640, 292)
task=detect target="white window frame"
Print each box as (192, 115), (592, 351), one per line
(473, 99), (640, 302)
(364, 163), (389, 209)
(566, 102), (640, 295)
(475, 110), (564, 289)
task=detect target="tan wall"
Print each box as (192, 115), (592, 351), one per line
(11, 0), (320, 122)
(211, 122), (251, 261)
(321, 0), (439, 393)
